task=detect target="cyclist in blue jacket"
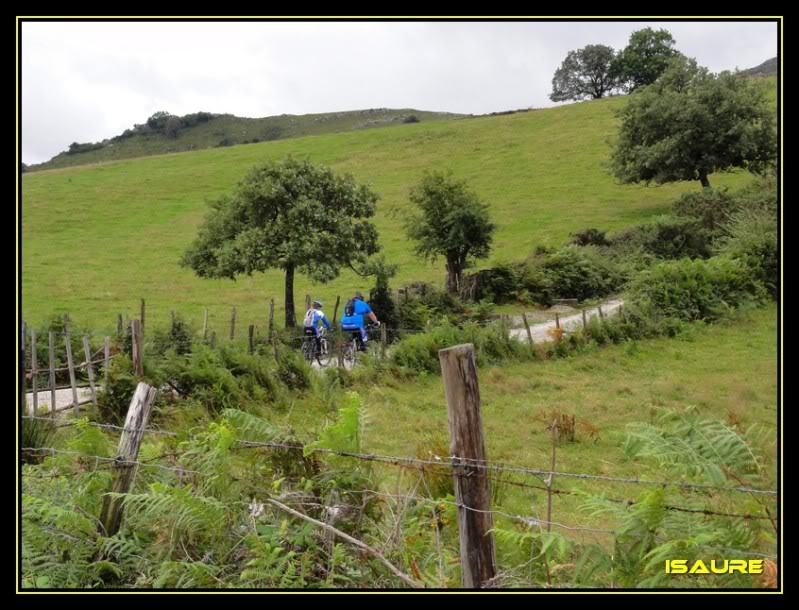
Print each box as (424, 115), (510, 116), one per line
(340, 291), (380, 350)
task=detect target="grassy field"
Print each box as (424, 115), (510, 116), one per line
(29, 108), (463, 172)
(22, 95), (757, 332)
(279, 305), (778, 538)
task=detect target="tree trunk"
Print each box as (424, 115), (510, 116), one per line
(699, 171), (711, 189)
(284, 262), (296, 328)
(445, 258), (462, 294)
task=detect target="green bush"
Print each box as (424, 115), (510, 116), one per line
(539, 245), (622, 301)
(628, 257), (765, 323)
(274, 346), (312, 391)
(519, 264), (555, 306)
(671, 188), (739, 239)
(162, 346), (243, 413)
(151, 314), (194, 357)
(570, 227), (610, 247)
(611, 216), (713, 260)
(96, 355), (139, 424)
(478, 263), (520, 304)
(390, 320), (529, 374)
(718, 207), (778, 298)
(396, 285), (464, 331)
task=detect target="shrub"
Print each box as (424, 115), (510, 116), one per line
(274, 346), (312, 391)
(151, 313), (194, 357)
(162, 346), (243, 413)
(403, 115), (420, 123)
(570, 228), (610, 247)
(365, 255), (400, 332)
(718, 207), (778, 297)
(390, 320), (529, 374)
(671, 188), (739, 239)
(611, 216), (713, 260)
(539, 245), (622, 301)
(96, 355), (139, 424)
(519, 264), (555, 306)
(628, 256), (765, 323)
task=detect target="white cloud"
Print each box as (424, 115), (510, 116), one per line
(21, 20), (778, 164)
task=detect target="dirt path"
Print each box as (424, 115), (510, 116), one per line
(25, 387), (94, 415)
(509, 299), (624, 343)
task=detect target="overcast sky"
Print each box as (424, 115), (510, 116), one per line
(20, 20), (778, 164)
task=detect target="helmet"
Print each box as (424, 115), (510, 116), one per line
(354, 291), (364, 301)
(313, 300), (323, 308)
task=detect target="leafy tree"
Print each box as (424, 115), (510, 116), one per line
(613, 27), (679, 91)
(364, 255), (399, 331)
(610, 56), (776, 189)
(182, 157), (380, 327)
(405, 171), (495, 293)
(164, 116), (183, 138)
(146, 110), (172, 131)
(550, 44), (619, 101)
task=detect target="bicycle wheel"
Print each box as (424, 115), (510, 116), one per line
(317, 337), (333, 367)
(301, 338), (315, 363)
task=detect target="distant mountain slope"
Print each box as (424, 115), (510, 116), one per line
(743, 57), (778, 77)
(28, 108), (464, 171)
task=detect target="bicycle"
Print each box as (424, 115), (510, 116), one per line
(340, 323), (379, 367)
(301, 327), (332, 367)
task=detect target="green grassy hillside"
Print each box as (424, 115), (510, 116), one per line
(22, 96), (757, 332)
(28, 108), (463, 172)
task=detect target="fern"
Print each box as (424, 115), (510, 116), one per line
(624, 406), (764, 485)
(155, 560), (223, 588)
(223, 408), (279, 442)
(306, 391), (367, 457)
(239, 533), (308, 588)
(111, 482), (227, 550)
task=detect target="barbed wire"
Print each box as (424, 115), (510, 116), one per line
(21, 415), (178, 437)
(21, 447), (201, 476)
(234, 439), (778, 496)
(21, 442), (779, 557)
(19, 413), (777, 497)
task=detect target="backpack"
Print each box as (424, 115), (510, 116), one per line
(344, 299), (356, 317)
(303, 309), (314, 327)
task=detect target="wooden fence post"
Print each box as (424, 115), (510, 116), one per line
(82, 336), (98, 407)
(21, 321), (26, 415)
(117, 314), (123, 338)
(48, 331), (56, 417)
(332, 295), (341, 328)
(555, 312), (560, 329)
(203, 307), (209, 340)
(104, 336), (111, 383)
(581, 309), (587, 329)
(30, 329), (38, 414)
(140, 299), (146, 334)
(268, 299), (275, 342)
(381, 323), (387, 358)
(438, 343), (496, 588)
(305, 294), (311, 313)
(598, 305), (604, 321)
(98, 382), (158, 537)
(229, 307), (236, 340)
(131, 319), (144, 378)
(521, 313), (534, 348)
(210, 331), (217, 348)
(63, 317), (79, 411)
(248, 324), (255, 354)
